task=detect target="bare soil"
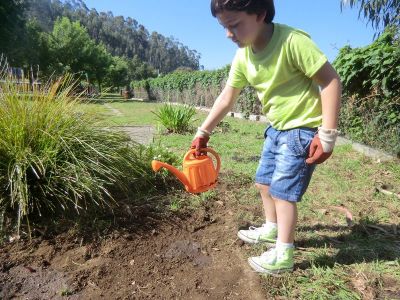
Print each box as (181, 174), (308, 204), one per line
(0, 174), (266, 300)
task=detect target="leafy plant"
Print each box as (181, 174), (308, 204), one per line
(333, 26), (400, 156)
(333, 27), (400, 99)
(152, 103), (197, 133)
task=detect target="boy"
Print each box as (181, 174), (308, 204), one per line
(191, 0), (341, 274)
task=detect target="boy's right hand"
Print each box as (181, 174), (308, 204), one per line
(191, 136), (209, 156)
(191, 127), (211, 156)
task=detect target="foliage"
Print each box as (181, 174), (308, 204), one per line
(103, 56), (130, 89)
(333, 27), (400, 98)
(102, 55), (157, 91)
(1, 0), (197, 89)
(25, 0), (200, 73)
(0, 0), (27, 64)
(127, 55), (157, 81)
(133, 67), (229, 92)
(0, 75), (174, 235)
(341, 0), (400, 34)
(21, 19), (50, 67)
(45, 17), (112, 89)
(132, 65), (261, 117)
(333, 27), (400, 156)
(152, 103), (197, 134)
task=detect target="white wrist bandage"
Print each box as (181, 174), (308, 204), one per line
(195, 127), (211, 138)
(318, 127), (339, 153)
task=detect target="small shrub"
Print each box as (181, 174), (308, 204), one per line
(0, 75), (176, 236)
(152, 103), (197, 133)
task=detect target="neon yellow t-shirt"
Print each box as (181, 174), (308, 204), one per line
(227, 23), (328, 130)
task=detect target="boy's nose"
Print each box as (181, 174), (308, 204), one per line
(226, 29), (234, 39)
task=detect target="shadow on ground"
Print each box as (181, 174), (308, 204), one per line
(296, 223), (400, 268)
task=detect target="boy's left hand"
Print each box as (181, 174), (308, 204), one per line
(306, 128), (339, 164)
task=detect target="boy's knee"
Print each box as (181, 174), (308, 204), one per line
(255, 183), (269, 191)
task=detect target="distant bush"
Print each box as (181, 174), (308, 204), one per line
(153, 103), (197, 134)
(131, 66), (261, 117)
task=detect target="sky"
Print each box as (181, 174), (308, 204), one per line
(83, 0), (376, 70)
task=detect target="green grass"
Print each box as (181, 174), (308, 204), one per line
(80, 101), (400, 299)
(83, 102), (163, 126)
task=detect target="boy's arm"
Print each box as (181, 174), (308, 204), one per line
(191, 85), (242, 155)
(201, 84), (242, 132)
(312, 61), (341, 129)
(306, 61), (342, 164)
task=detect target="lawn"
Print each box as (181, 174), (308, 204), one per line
(81, 101), (400, 299)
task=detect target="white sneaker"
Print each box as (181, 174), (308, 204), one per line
(237, 223), (277, 244)
(248, 247), (294, 274)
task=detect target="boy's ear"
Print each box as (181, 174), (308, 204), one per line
(256, 10), (267, 23)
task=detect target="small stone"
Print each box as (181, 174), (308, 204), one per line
(236, 240), (245, 247)
(215, 200), (224, 207)
(123, 234), (133, 240)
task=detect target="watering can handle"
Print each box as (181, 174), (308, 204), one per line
(184, 148), (221, 176)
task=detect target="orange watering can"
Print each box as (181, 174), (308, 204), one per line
(152, 148), (221, 194)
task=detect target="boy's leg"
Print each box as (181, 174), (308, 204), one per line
(237, 127), (278, 244)
(237, 184), (278, 243)
(248, 127), (317, 274)
(256, 183), (276, 223)
(247, 198), (297, 275)
(274, 197), (297, 243)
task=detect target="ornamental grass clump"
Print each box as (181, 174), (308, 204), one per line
(0, 74), (174, 236)
(153, 103), (197, 134)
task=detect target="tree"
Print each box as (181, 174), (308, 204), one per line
(341, 0), (400, 33)
(46, 17), (93, 74)
(45, 16), (112, 89)
(0, 0), (27, 64)
(21, 19), (49, 68)
(25, 0), (201, 74)
(104, 56), (129, 89)
(85, 42), (112, 91)
(3, 0), (201, 82)
(127, 55), (157, 81)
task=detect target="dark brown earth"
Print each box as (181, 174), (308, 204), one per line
(0, 174), (266, 300)
(2, 170), (399, 299)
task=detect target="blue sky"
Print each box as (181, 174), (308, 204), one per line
(83, 0), (375, 70)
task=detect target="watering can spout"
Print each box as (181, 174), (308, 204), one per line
(152, 160), (191, 188)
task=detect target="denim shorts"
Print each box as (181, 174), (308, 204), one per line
(255, 125), (317, 202)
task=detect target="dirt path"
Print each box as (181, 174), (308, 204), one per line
(116, 126), (155, 145)
(0, 177), (266, 299)
(102, 102), (155, 145)
(104, 103), (123, 116)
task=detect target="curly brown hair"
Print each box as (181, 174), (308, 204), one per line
(210, 0), (275, 23)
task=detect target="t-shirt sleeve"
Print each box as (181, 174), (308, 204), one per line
(226, 50), (248, 89)
(288, 31), (328, 78)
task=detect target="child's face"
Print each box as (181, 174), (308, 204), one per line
(217, 10), (266, 48)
